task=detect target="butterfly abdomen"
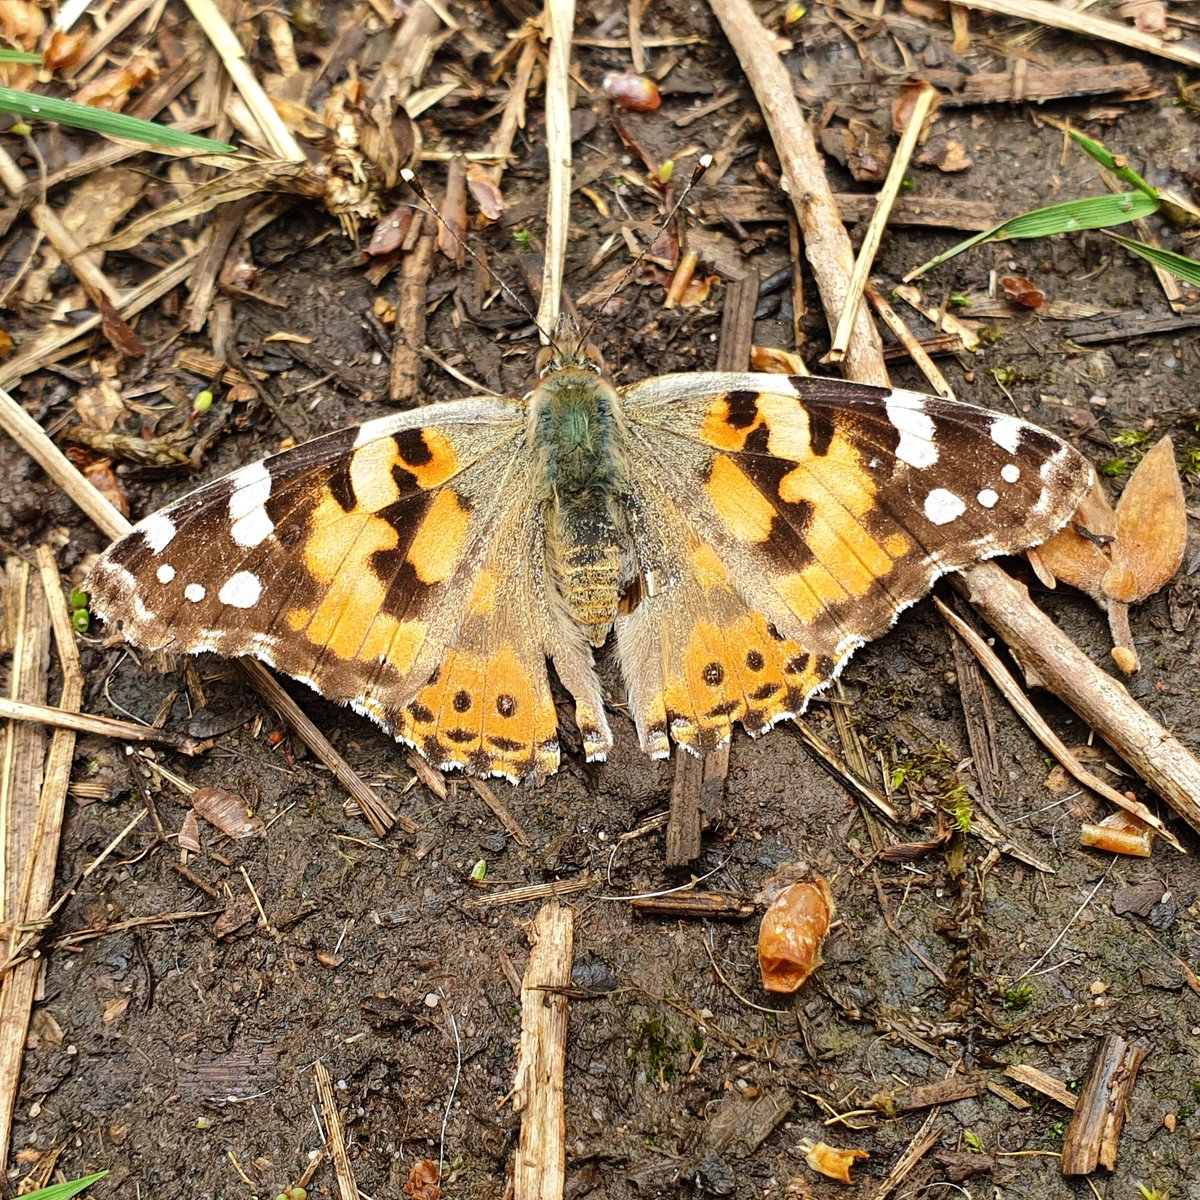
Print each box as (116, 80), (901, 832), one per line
(533, 367), (632, 644)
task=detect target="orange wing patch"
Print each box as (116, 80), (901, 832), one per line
(399, 642), (560, 779)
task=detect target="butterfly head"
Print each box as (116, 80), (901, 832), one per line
(536, 314), (605, 378)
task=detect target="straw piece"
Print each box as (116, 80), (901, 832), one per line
(537, 0), (575, 336)
(314, 1060), (358, 1200)
(827, 82), (938, 363)
(953, 0), (1200, 69)
(182, 0), (305, 161)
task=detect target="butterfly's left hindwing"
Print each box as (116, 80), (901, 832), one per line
(614, 372), (1093, 755)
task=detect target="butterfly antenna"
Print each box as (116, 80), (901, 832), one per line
(576, 153), (713, 349)
(399, 167), (557, 351)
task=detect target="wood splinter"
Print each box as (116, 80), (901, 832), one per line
(1060, 1033), (1150, 1176)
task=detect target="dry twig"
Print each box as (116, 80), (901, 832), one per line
(513, 903), (574, 1200)
(953, 0), (1200, 69)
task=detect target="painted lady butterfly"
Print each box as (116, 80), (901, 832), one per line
(89, 318), (1092, 781)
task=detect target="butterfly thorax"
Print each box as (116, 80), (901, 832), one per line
(531, 363), (632, 647)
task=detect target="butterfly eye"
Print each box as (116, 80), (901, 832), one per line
(535, 345), (555, 376)
(582, 343), (604, 373)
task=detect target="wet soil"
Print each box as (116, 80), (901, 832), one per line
(4, 3), (1200, 1198)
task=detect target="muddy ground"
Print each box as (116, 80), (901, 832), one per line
(3, 2), (1200, 1198)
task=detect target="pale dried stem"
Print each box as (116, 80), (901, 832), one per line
(0, 548), (79, 1167)
(314, 1060), (358, 1200)
(538, 0), (575, 335)
(827, 82), (938, 363)
(952, 0), (1200, 69)
(0, 696), (197, 752)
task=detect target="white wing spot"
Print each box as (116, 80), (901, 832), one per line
(924, 488), (966, 526)
(990, 416), (1023, 454)
(218, 571), (262, 609)
(184, 582), (207, 603)
(155, 564), (176, 584)
(977, 488), (999, 509)
(228, 461), (276, 548)
(885, 391), (938, 468)
(1001, 463), (1021, 484)
(139, 513), (177, 553)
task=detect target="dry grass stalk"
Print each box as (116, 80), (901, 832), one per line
(463, 873), (591, 908)
(182, 0), (304, 161)
(0, 696), (199, 752)
(513, 903), (574, 1200)
(0, 549), (79, 1168)
(870, 1109), (942, 1199)
(1004, 1063), (1079, 1110)
(935, 598), (1178, 846)
(537, 0), (575, 336)
(470, 778), (531, 846)
(314, 1059), (359, 1200)
(950, 566), (1200, 839)
(827, 82), (939, 363)
(0, 560), (50, 926)
(707, 0), (886, 384)
(954, 0), (1200, 68)
(864, 282), (956, 399)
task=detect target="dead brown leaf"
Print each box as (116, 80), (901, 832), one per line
(192, 787), (265, 839)
(999, 274), (1045, 309)
(1036, 443), (1184, 672)
(1108, 436), (1187, 606)
(74, 55), (158, 111)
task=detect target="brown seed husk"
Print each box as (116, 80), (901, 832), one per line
(758, 878), (835, 993)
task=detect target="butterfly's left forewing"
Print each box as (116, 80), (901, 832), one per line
(88, 397), (603, 780)
(614, 372), (1093, 755)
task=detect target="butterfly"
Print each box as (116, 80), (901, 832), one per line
(88, 318), (1093, 782)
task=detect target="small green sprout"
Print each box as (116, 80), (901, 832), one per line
(470, 859), (487, 883)
(1003, 983), (1034, 1010)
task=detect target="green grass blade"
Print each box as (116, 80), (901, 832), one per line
(0, 50), (44, 64)
(20, 1171), (109, 1200)
(906, 191), (1160, 280)
(0, 87), (234, 152)
(1067, 128), (1158, 198)
(1105, 231), (1200, 286)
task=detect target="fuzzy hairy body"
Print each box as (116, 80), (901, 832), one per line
(531, 367), (633, 646)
